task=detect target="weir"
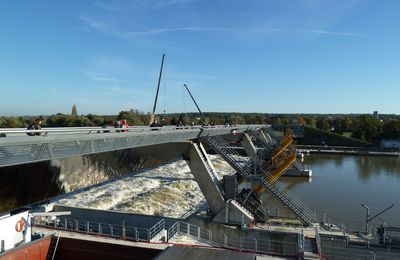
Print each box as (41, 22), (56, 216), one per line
(5, 124), (398, 259)
(200, 128), (316, 226)
(1, 124), (317, 227)
(185, 142), (254, 225)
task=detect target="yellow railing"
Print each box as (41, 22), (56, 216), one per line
(269, 152), (297, 183)
(272, 130), (294, 161)
(254, 183), (265, 193)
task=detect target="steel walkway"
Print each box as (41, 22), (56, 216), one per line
(201, 128), (316, 226)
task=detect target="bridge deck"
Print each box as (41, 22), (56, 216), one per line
(0, 125), (263, 168)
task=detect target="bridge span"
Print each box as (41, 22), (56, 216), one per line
(1, 123), (317, 227)
(0, 125), (263, 168)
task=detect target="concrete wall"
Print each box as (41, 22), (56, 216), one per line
(188, 216), (299, 254)
(261, 191), (299, 220)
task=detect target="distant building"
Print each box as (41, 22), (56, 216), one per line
(373, 111), (379, 119)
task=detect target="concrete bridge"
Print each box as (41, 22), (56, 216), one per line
(0, 124), (317, 227)
(0, 124), (261, 168)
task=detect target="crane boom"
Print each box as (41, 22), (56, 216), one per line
(150, 54), (165, 125)
(184, 84), (208, 126)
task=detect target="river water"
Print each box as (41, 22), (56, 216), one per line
(55, 153), (400, 231)
(283, 154), (400, 230)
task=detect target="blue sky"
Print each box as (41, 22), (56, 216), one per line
(1, 0), (399, 116)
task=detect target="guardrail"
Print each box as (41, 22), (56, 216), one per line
(170, 221), (300, 257)
(33, 215), (302, 257)
(318, 234), (400, 260)
(149, 219), (165, 241)
(180, 201), (208, 220)
(167, 221), (180, 241)
(0, 124), (263, 137)
(32, 216), (164, 242)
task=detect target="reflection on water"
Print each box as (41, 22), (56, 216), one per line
(305, 154), (400, 180)
(282, 154), (400, 230)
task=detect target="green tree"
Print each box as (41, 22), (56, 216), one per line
(46, 114), (68, 127)
(226, 115), (245, 125)
(297, 116), (306, 125)
(170, 117), (178, 126)
(304, 116), (316, 128)
(118, 109), (143, 125)
(209, 116), (223, 125)
(351, 115), (382, 142)
(381, 120), (400, 139)
(316, 117), (330, 131)
(0, 117), (6, 128)
(6, 117), (25, 128)
(332, 117), (347, 135)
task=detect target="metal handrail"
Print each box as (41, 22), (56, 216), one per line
(171, 221), (300, 256)
(0, 124), (265, 135)
(32, 217), (158, 242)
(259, 175), (316, 224)
(202, 129), (316, 225)
(0, 124), (264, 168)
(149, 219), (165, 240)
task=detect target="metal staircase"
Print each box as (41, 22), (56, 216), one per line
(237, 187), (267, 222)
(201, 129), (316, 226)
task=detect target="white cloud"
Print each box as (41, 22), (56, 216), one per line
(79, 0), (368, 41)
(86, 71), (121, 82)
(80, 16), (369, 40)
(258, 27), (371, 38)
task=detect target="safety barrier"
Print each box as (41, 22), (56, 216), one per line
(170, 221), (300, 257)
(32, 216), (164, 242)
(33, 215), (301, 257)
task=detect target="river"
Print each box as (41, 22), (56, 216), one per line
(282, 154), (400, 231)
(55, 153), (400, 232)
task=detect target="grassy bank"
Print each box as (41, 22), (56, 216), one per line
(296, 126), (373, 147)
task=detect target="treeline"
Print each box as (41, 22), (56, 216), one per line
(310, 114), (400, 143)
(1, 109), (399, 143)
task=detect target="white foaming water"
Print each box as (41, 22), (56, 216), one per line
(55, 155), (235, 218)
